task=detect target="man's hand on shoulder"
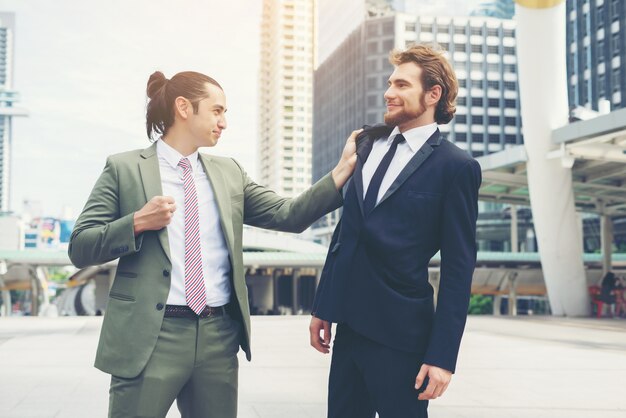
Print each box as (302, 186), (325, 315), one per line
(415, 364), (452, 401)
(331, 129), (362, 190)
(133, 196), (176, 236)
(309, 316), (332, 354)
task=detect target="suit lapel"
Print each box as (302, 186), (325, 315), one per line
(353, 156), (366, 217)
(354, 132), (376, 217)
(377, 129), (443, 208)
(199, 154), (235, 260)
(138, 143), (171, 262)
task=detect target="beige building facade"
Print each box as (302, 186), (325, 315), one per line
(259, 0), (317, 197)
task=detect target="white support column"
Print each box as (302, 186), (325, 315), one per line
(1, 291), (10, 316)
(511, 205), (519, 253)
(272, 269), (281, 314)
(0, 262), (9, 316)
(292, 269), (301, 315)
(515, 0), (590, 316)
(30, 278), (38, 317)
(35, 266), (50, 315)
(600, 211), (613, 277)
(493, 295), (502, 316)
(507, 271), (518, 316)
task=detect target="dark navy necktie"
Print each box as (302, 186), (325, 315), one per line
(363, 134), (406, 215)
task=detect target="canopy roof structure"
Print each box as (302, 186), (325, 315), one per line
(477, 107), (626, 216)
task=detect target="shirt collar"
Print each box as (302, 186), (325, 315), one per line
(157, 139), (200, 171)
(387, 122), (438, 153)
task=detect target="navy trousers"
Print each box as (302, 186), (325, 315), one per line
(328, 324), (429, 418)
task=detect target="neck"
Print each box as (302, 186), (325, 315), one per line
(162, 127), (197, 157)
(397, 110), (436, 133)
(398, 118), (436, 133)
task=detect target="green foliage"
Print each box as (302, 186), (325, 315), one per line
(468, 294), (493, 315)
(47, 267), (71, 283)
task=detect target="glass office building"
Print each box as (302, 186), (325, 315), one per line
(312, 13), (521, 242)
(566, 0), (626, 111)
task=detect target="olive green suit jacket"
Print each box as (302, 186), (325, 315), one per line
(68, 142), (343, 378)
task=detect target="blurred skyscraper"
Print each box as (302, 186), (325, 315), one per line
(312, 13), (520, 242)
(470, 0), (515, 19)
(318, 0), (480, 64)
(566, 0), (625, 112)
(259, 0), (317, 197)
(0, 12), (27, 213)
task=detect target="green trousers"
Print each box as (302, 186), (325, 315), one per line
(108, 313), (241, 418)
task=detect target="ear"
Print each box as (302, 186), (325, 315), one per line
(174, 96), (190, 120)
(426, 85), (442, 107)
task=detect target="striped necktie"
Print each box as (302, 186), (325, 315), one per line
(178, 157), (207, 315)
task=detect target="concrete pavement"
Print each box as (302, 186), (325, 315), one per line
(0, 315), (625, 417)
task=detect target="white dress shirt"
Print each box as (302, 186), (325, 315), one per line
(362, 123), (438, 203)
(157, 139), (231, 307)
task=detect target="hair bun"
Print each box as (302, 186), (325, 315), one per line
(146, 71), (168, 99)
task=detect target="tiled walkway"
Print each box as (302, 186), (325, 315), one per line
(0, 315), (625, 417)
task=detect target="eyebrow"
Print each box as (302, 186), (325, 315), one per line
(212, 105), (227, 112)
(389, 77), (412, 85)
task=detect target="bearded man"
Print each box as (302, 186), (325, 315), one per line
(309, 43), (482, 418)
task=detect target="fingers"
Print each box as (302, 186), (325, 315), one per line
(348, 128), (364, 141)
(418, 379), (442, 401)
(134, 196), (177, 233)
(150, 196), (176, 227)
(414, 364), (428, 391)
(323, 320), (332, 346)
(309, 317), (331, 354)
(161, 198), (175, 221)
(154, 196), (176, 213)
(162, 196), (176, 215)
(416, 365), (452, 401)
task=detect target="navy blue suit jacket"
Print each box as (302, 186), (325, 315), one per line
(312, 124), (481, 373)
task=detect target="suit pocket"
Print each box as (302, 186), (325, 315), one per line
(109, 292), (136, 302)
(116, 271), (137, 278)
(407, 191), (442, 199)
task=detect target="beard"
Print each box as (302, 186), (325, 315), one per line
(384, 107), (425, 127)
(384, 93), (427, 127)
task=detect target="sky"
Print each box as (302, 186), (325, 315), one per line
(0, 0), (262, 218)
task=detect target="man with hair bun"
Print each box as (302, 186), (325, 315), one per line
(310, 43), (482, 417)
(69, 70), (359, 417)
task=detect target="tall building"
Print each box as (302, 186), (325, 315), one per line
(259, 0), (317, 197)
(318, 0), (480, 63)
(566, 0), (626, 111)
(0, 13), (27, 213)
(313, 13), (520, 242)
(470, 0), (515, 19)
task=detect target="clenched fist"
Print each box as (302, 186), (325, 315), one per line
(133, 196), (176, 236)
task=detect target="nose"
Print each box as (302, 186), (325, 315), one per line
(383, 86), (394, 102)
(218, 116), (227, 130)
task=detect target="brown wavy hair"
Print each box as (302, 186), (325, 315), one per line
(145, 71), (222, 140)
(389, 43), (458, 124)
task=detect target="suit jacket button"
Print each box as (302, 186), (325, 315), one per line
(156, 303), (164, 311)
(163, 269), (170, 277)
